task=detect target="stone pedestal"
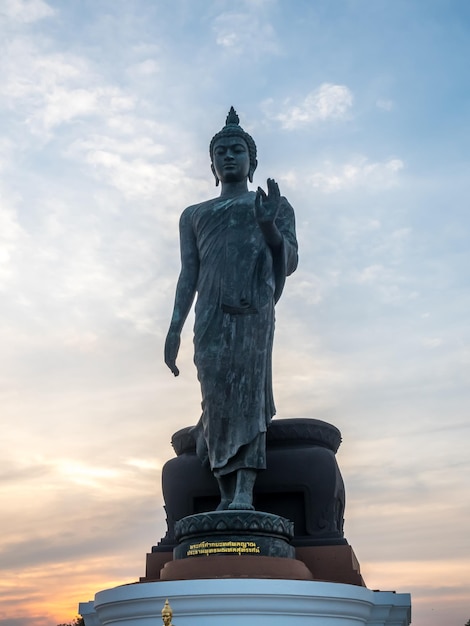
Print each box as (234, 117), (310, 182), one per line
(156, 507), (315, 581)
(173, 510), (295, 558)
(84, 579), (411, 626)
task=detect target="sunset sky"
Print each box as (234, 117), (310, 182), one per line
(1, 1), (469, 625)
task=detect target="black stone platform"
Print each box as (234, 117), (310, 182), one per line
(153, 418), (347, 554)
(173, 510), (295, 560)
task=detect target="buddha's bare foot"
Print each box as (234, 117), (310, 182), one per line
(216, 499), (232, 511)
(228, 498), (254, 510)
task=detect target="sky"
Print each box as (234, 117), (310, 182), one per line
(0, 0), (469, 625)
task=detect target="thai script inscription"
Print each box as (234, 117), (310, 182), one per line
(186, 540), (261, 556)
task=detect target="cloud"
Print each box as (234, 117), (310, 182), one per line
(0, 0), (54, 23)
(285, 271), (324, 306)
(311, 157), (403, 192)
(420, 337), (443, 349)
(74, 146), (184, 200)
(36, 87), (135, 133)
(212, 10), (280, 57)
(0, 198), (29, 292)
(282, 156), (404, 193)
(128, 59), (160, 76)
(263, 84), (354, 129)
(376, 98), (394, 111)
(0, 455), (165, 566)
(0, 37), (135, 138)
(354, 263), (385, 284)
(0, 461), (52, 484)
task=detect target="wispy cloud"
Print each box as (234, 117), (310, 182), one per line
(0, 205), (27, 290)
(212, 9), (280, 57)
(0, 37), (135, 138)
(262, 84), (354, 129)
(281, 156), (404, 192)
(311, 157), (403, 192)
(0, 0), (54, 23)
(376, 98), (394, 111)
(127, 58), (160, 77)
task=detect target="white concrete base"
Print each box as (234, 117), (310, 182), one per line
(80, 579), (411, 626)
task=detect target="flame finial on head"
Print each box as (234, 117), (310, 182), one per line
(226, 106), (240, 126)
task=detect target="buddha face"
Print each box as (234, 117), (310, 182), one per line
(211, 136), (251, 184)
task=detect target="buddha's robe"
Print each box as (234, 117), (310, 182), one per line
(179, 191), (298, 476)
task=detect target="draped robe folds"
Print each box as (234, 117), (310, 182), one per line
(180, 191), (298, 477)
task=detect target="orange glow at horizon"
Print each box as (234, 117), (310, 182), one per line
(0, 556), (143, 626)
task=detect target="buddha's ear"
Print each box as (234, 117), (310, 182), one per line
(211, 162), (220, 187)
(248, 159), (258, 183)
